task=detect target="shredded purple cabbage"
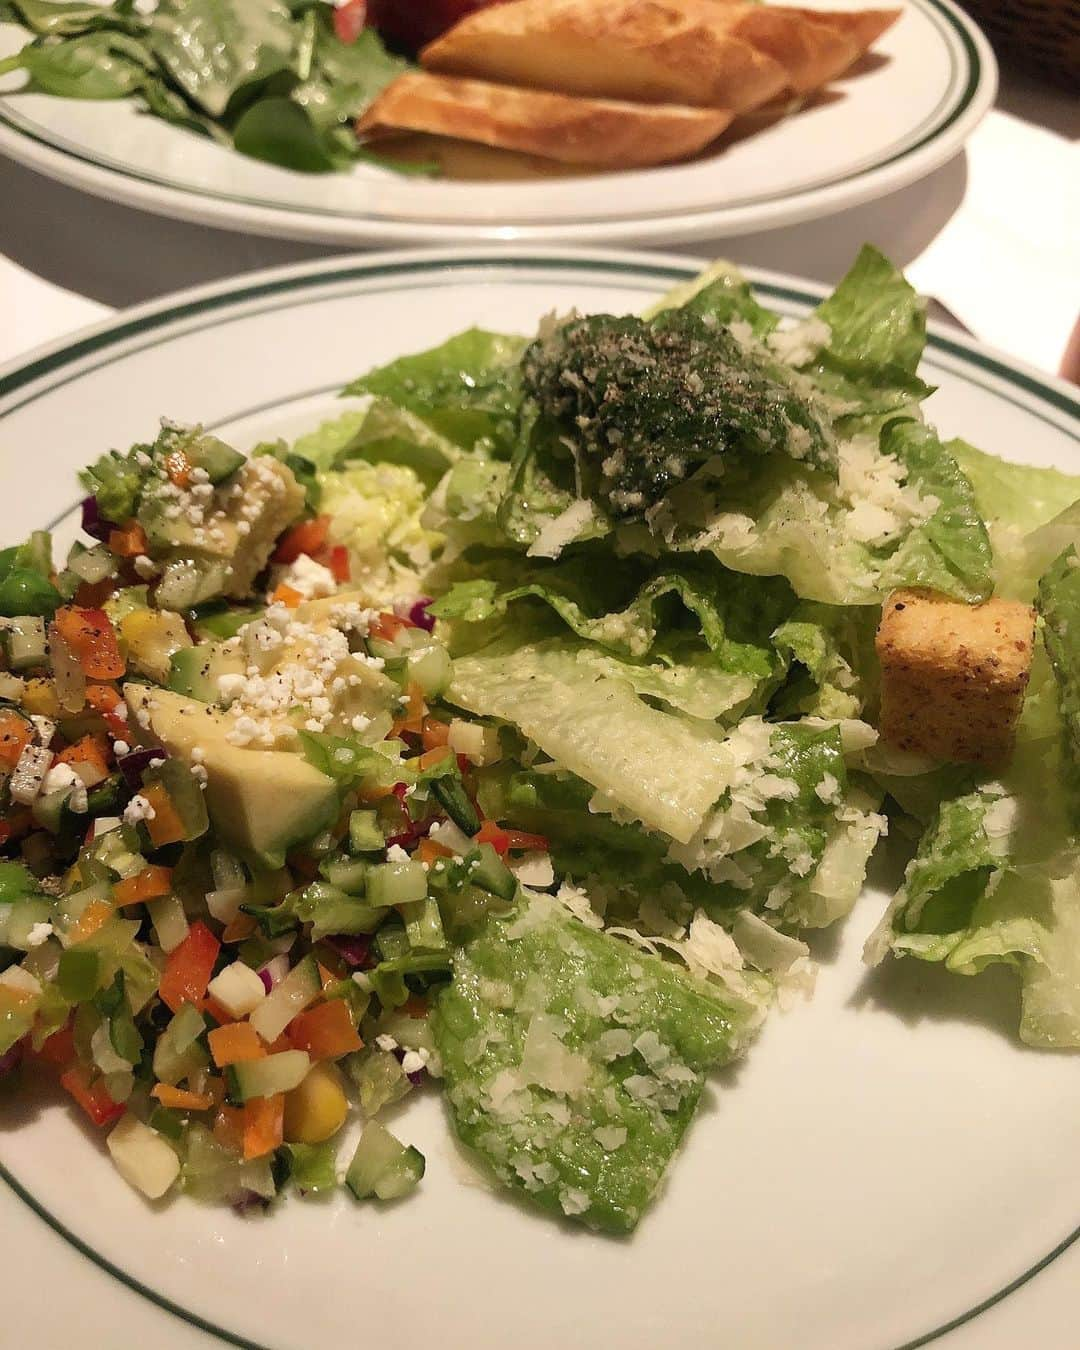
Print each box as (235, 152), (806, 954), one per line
(394, 595), (435, 633)
(118, 746), (165, 789)
(0, 1040), (24, 1076)
(80, 495), (111, 542)
(323, 934), (372, 969)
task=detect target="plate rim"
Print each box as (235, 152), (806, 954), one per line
(0, 0), (997, 245)
(0, 245), (1077, 1350)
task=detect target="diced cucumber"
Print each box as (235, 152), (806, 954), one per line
(5, 896), (53, 951)
(399, 897), (446, 952)
(210, 849), (247, 892)
(142, 759), (209, 841)
(57, 947), (102, 1002)
(374, 922), (409, 963)
(431, 776), (481, 836)
(366, 857), (427, 910)
(152, 1003), (207, 1086)
(295, 882), (386, 941)
(4, 617), (48, 671)
(248, 956), (320, 1043)
(192, 605), (263, 641)
(345, 1120), (424, 1201)
(469, 843), (516, 901)
(184, 433), (245, 484)
(405, 643), (451, 697)
(344, 1048), (412, 1116)
(226, 1049), (311, 1103)
(107, 1113), (181, 1200)
(347, 810), (384, 855)
(319, 855), (370, 895)
(146, 893), (190, 954)
(278, 1141), (339, 1195)
(66, 542), (118, 586)
(155, 558), (230, 613)
(148, 1105), (185, 1141)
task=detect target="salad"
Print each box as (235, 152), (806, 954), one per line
(0, 247), (1078, 1235)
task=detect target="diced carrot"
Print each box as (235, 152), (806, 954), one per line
(0, 711), (32, 768)
(221, 913), (257, 943)
(55, 733), (111, 778)
(112, 864), (173, 907)
(159, 920), (220, 1013)
(417, 836), (453, 866)
(286, 999), (363, 1061)
(417, 744), (453, 772)
(140, 782), (187, 848)
(212, 1104), (246, 1153)
(273, 515), (330, 565)
(271, 583), (303, 609)
(370, 611), (407, 643)
(53, 607), (125, 680)
(34, 1019), (75, 1066)
(60, 1065), (125, 1128)
(242, 1094), (284, 1160)
(151, 1083), (213, 1112)
(162, 450), (192, 489)
(85, 683), (128, 737)
(67, 898), (114, 945)
(325, 545), (350, 583)
(201, 995), (237, 1028)
(421, 717), (450, 751)
(107, 519), (149, 558)
(208, 1022), (266, 1068)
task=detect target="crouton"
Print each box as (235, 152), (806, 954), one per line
(357, 73), (733, 167)
(876, 589), (1036, 765)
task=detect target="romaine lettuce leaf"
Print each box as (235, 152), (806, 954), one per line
(641, 259), (781, 337)
(447, 640), (734, 843)
(1037, 547), (1080, 824)
(771, 601), (879, 720)
(433, 893), (763, 1233)
(343, 328), (527, 449)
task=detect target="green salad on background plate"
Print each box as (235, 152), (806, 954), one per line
(1, 246), (1077, 1236)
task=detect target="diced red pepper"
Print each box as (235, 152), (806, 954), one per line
(475, 820), (549, 855)
(370, 611), (409, 643)
(159, 920), (220, 1013)
(60, 1065), (125, 1128)
(325, 545), (350, 583)
(333, 0), (367, 43)
(33, 1018), (75, 1066)
(272, 515), (330, 565)
(74, 578), (118, 609)
(53, 607), (125, 680)
(85, 683), (129, 737)
(0, 809), (32, 847)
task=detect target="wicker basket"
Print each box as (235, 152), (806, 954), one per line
(958, 0), (1080, 86)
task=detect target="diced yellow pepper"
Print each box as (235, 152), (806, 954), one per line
(282, 1061), (348, 1145)
(119, 609), (192, 684)
(21, 677), (61, 717)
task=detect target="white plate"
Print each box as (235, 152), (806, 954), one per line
(0, 0), (995, 246)
(0, 250), (1077, 1350)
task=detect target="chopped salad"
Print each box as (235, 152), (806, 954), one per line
(1, 247), (1078, 1234)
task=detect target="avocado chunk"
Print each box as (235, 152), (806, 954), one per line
(125, 686), (338, 867)
(167, 643), (245, 704)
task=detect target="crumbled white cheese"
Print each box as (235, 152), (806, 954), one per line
(593, 1125), (627, 1151)
(9, 743), (53, 805)
(25, 921), (54, 948)
(123, 793), (156, 825)
(375, 1033), (398, 1052)
(41, 761), (88, 813)
(271, 553), (337, 603)
(112, 740), (130, 757)
(526, 500), (594, 560)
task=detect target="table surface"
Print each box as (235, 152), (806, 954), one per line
(2, 67), (1078, 378)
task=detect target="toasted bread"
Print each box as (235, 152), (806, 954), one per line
(421, 0), (790, 113)
(356, 72), (733, 167)
(787, 6), (902, 54)
(708, 5), (860, 93)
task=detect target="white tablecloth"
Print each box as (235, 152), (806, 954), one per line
(3, 68), (1078, 377)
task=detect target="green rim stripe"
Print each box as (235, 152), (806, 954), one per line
(0, 252), (1077, 1350)
(0, 0), (981, 226)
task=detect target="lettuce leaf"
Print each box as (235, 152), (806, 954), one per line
(1037, 547), (1080, 824)
(447, 640), (734, 844)
(641, 259), (781, 337)
(342, 328), (527, 449)
(433, 893), (763, 1233)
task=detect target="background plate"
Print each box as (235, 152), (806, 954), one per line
(0, 250), (1077, 1350)
(0, 0), (995, 245)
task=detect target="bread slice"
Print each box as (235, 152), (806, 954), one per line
(420, 0), (790, 113)
(707, 5), (860, 93)
(356, 72), (734, 167)
(787, 7), (902, 54)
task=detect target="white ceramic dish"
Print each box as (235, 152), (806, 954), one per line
(0, 0), (995, 246)
(0, 249), (1077, 1350)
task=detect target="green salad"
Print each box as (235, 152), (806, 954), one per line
(1, 247), (1077, 1234)
(0, 0), (431, 175)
